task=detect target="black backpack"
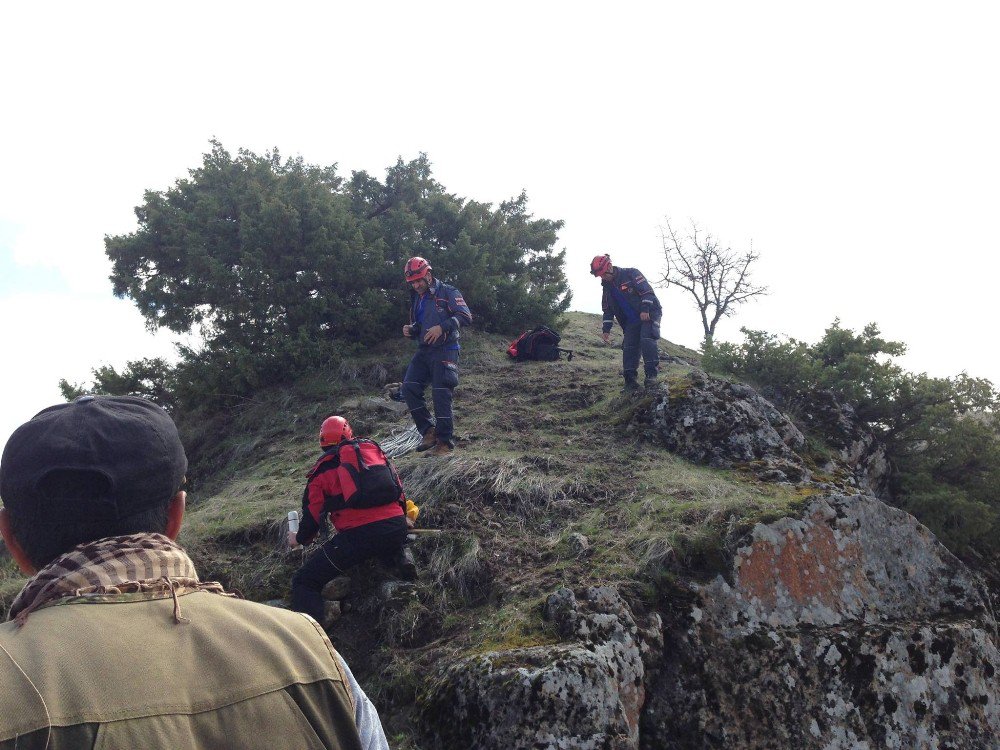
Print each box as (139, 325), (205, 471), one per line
(507, 326), (574, 362)
(308, 439), (404, 511)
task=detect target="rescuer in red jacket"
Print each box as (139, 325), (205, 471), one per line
(289, 416), (414, 623)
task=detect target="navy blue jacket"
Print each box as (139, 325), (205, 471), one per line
(601, 267), (661, 333)
(408, 280), (473, 349)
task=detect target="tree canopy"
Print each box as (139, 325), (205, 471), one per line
(106, 142), (571, 355)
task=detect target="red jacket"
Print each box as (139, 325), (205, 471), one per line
(296, 442), (404, 544)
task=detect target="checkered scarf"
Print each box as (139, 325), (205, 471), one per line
(8, 533), (230, 624)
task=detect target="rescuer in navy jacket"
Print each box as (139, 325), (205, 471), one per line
(591, 254), (662, 390)
(401, 256), (473, 456)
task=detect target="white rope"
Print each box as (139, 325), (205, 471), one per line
(379, 425), (422, 458)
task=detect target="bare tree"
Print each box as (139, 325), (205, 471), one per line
(659, 218), (768, 346)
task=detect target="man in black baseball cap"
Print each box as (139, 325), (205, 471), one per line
(0, 395), (390, 749)
(0, 394), (188, 570)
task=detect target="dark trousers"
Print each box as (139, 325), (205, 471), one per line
(622, 313), (661, 380)
(403, 348), (460, 444)
(290, 516), (409, 622)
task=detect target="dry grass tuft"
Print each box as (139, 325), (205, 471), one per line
(423, 534), (490, 606)
(401, 456), (570, 522)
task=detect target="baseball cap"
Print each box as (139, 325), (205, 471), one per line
(0, 395), (187, 523)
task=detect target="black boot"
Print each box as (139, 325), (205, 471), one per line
(396, 547), (418, 581)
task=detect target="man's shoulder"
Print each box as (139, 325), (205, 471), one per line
(620, 268), (655, 285)
(0, 596), (360, 746)
(1, 593), (346, 697)
(0, 620), (51, 742)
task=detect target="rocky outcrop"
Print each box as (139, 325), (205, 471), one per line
(420, 587), (661, 750)
(419, 495), (998, 749)
(763, 386), (890, 496)
(635, 371), (890, 492)
(643, 494), (998, 748)
(642, 372), (805, 471)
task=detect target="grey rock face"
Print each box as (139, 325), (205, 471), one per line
(322, 599), (342, 628)
(643, 494), (998, 749)
(636, 370), (891, 491)
(321, 575), (352, 601)
(421, 587), (661, 750)
(700, 494), (986, 634)
(763, 386), (890, 496)
(640, 370), (807, 477)
(418, 496), (996, 749)
(569, 533), (591, 554)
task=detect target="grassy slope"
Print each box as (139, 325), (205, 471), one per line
(0, 312), (810, 745)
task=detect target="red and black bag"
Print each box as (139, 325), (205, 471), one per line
(309, 439), (403, 510)
(507, 325), (574, 362)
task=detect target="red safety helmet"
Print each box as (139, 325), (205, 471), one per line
(590, 254), (613, 276)
(404, 256), (432, 282)
(319, 416), (353, 446)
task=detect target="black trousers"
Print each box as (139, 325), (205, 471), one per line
(290, 515), (409, 622)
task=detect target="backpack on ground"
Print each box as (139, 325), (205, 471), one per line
(507, 325), (574, 362)
(310, 439), (404, 510)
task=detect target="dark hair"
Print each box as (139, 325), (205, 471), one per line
(8, 469), (174, 569)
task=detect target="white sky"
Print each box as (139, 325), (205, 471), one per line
(2, 1), (998, 453)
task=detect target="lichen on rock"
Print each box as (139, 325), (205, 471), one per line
(642, 493), (999, 749)
(420, 587), (661, 750)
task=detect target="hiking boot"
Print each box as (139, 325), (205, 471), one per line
(644, 377), (658, 390)
(396, 547), (418, 581)
(622, 378), (641, 393)
(426, 440), (455, 457)
(416, 426), (437, 452)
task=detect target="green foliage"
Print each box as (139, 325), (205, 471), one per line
(346, 158), (571, 332)
(895, 415), (1000, 553)
(107, 143), (570, 346)
(106, 141), (370, 349)
(704, 320), (1000, 558)
(58, 357), (177, 410)
(98, 143), (570, 403)
(702, 328), (819, 397)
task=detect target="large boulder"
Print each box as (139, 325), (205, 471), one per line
(636, 371), (891, 491)
(637, 371), (809, 482)
(415, 495), (997, 749)
(420, 587), (661, 750)
(642, 494), (999, 749)
(762, 386), (890, 496)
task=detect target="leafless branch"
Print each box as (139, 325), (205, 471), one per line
(658, 218), (768, 345)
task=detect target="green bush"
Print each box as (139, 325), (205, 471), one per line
(704, 321), (1000, 560)
(106, 143), (570, 352)
(76, 143), (573, 410)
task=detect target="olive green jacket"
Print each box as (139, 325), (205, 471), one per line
(0, 590), (364, 749)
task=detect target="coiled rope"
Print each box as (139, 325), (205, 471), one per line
(378, 425), (422, 458)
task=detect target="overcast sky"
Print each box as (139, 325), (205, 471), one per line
(2, 1), (998, 452)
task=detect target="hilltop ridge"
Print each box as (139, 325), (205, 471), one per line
(2, 311), (995, 748)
